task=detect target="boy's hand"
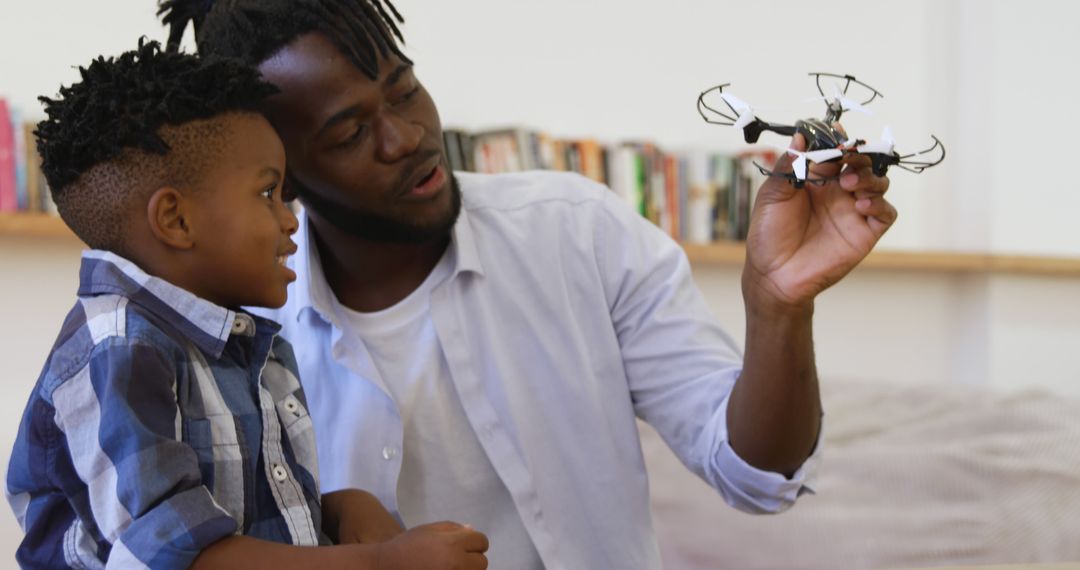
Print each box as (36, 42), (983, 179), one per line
(323, 489), (404, 544)
(375, 522), (489, 570)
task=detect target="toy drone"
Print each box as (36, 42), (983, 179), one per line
(697, 73), (945, 188)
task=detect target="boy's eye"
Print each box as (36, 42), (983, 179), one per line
(263, 185), (277, 200)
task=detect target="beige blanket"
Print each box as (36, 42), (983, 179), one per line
(644, 379), (1080, 569)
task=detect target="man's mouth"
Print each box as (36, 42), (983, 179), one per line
(400, 160), (446, 201)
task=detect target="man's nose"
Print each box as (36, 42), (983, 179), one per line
(373, 111), (424, 162)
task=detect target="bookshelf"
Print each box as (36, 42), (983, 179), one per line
(5, 212), (1080, 277)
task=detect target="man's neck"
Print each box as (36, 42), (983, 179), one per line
(310, 215), (450, 313)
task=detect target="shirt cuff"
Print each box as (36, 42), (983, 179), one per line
(712, 394), (823, 514)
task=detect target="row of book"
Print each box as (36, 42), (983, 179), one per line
(0, 99), (57, 216)
(1, 94), (777, 244)
(445, 127), (777, 243)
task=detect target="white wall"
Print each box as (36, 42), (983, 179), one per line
(3, 0), (1080, 565)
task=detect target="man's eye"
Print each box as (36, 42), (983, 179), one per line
(337, 126), (364, 148)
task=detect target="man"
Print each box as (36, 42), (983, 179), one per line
(160, 1), (896, 567)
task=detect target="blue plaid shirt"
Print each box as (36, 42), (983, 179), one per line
(6, 251), (325, 569)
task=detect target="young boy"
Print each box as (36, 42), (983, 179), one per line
(5, 41), (488, 570)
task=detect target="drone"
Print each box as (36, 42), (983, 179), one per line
(697, 73), (945, 188)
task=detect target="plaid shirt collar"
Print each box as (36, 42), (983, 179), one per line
(76, 250), (277, 359)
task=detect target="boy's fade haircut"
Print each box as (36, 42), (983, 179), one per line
(35, 39), (279, 254)
(158, 0), (410, 81)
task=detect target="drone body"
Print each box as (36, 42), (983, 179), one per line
(698, 73), (945, 187)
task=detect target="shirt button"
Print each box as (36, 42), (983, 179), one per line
(381, 445), (398, 461)
(272, 464), (289, 482)
(284, 398), (300, 414)
(231, 315), (253, 335)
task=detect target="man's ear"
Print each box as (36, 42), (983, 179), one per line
(146, 186), (195, 250)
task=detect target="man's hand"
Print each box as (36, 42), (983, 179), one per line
(743, 133), (897, 311)
(375, 522), (489, 570)
(323, 489), (404, 545)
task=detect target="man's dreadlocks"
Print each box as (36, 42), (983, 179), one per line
(35, 38), (278, 253)
(158, 0), (411, 79)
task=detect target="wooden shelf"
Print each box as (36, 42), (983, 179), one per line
(4, 212), (1080, 277)
(0, 212), (77, 240)
(681, 243), (1080, 277)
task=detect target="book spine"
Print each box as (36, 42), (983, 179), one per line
(24, 124), (41, 213)
(0, 99), (18, 212)
(12, 112), (28, 211)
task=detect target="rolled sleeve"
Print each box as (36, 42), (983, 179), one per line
(709, 395), (822, 514)
(52, 337), (237, 569)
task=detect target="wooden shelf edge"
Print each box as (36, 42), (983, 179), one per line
(0, 212), (77, 240)
(681, 242), (1080, 277)
(3, 213), (1080, 277)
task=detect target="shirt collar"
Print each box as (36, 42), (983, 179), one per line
(293, 195), (485, 325)
(77, 250), (276, 358)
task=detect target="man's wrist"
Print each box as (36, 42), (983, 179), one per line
(741, 268), (815, 322)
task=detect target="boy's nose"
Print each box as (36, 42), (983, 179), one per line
(279, 202), (299, 235)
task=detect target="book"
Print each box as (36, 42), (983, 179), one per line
(470, 127), (535, 174)
(23, 123), (42, 213)
(11, 108), (28, 211)
(0, 98), (18, 212)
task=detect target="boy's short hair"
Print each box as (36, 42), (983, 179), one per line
(35, 39), (278, 255)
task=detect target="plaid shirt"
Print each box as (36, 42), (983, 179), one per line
(6, 250), (325, 569)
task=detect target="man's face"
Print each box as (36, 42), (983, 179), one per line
(258, 33), (459, 244)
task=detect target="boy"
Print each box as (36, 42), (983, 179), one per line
(5, 40), (488, 569)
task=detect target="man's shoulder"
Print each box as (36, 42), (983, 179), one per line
(456, 170), (610, 213)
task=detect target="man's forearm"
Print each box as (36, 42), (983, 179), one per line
(727, 283), (822, 477)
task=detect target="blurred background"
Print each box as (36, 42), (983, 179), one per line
(1, 1), (1078, 568)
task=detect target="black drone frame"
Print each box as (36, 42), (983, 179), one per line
(697, 73), (946, 187)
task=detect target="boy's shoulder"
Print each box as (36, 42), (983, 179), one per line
(37, 292), (187, 402)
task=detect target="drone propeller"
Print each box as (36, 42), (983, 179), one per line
(720, 92), (757, 130)
(856, 126), (896, 155)
(769, 144), (845, 180)
(826, 83), (872, 115)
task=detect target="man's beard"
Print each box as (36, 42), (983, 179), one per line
(298, 173), (462, 245)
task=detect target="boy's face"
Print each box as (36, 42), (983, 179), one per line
(184, 113), (299, 309)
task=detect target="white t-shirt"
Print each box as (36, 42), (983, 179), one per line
(340, 249), (543, 569)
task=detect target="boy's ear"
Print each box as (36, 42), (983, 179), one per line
(146, 186), (195, 250)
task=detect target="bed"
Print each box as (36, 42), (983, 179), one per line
(644, 378), (1080, 569)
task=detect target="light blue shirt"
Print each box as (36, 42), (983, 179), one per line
(255, 170), (820, 569)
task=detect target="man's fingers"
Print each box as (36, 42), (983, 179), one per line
(855, 196), (899, 231)
(454, 528), (490, 553)
(424, 521), (466, 532)
(839, 166), (890, 196)
(463, 553), (489, 570)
